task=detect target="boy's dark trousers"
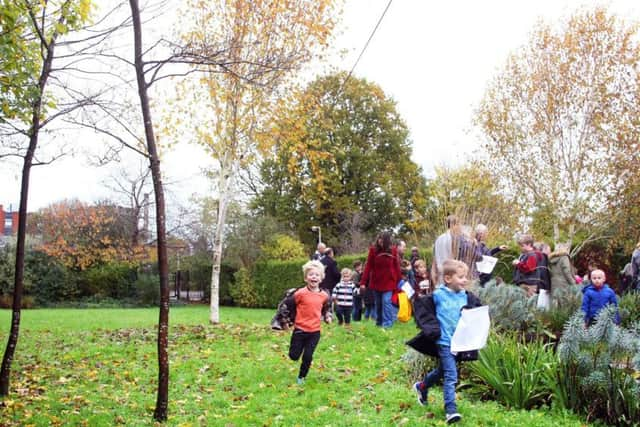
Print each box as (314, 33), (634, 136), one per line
(335, 305), (352, 324)
(289, 329), (321, 379)
(352, 295), (363, 321)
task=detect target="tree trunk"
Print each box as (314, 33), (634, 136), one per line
(209, 162), (233, 324)
(0, 30), (57, 396)
(129, 0), (170, 421)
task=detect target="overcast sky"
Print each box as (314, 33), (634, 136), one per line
(2, 0), (640, 212)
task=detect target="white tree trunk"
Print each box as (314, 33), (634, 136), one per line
(209, 159), (233, 324)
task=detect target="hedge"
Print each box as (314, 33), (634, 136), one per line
(250, 254), (367, 308)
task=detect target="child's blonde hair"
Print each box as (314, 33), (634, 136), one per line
(341, 267), (352, 277)
(414, 259), (426, 270)
(442, 259), (468, 279)
(303, 260), (325, 280)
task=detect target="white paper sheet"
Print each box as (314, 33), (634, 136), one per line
(475, 255), (498, 274)
(400, 281), (414, 299)
(451, 305), (490, 352)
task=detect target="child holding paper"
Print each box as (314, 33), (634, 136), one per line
(408, 260), (482, 424)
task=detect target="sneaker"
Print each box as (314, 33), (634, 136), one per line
(413, 382), (427, 406)
(296, 377), (305, 385)
(446, 413), (462, 424)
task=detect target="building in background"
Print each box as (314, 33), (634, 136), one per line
(0, 204), (19, 237)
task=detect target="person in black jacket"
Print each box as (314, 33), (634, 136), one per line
(320, 247), (340, 294)
(406, 260), (482, 425)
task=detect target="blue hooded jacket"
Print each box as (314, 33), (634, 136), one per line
(581, 284), (619, 324)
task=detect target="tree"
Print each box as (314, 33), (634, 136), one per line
(416, 163), (519, 245)
(0, 0), (94, 397)
(29, 199), (143, 270)
(255, 72), (428, 248)
(172, 0), (341, 324)
(475, 7), (640, 253)
(127, 0), (172, 419)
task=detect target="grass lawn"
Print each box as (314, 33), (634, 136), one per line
(0, 306), (589, 426)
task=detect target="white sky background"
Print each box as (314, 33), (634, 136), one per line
(2, 0), (640, 212)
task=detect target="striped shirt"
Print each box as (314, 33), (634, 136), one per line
(332, 281), (356, 307)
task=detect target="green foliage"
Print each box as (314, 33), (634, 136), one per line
(556, 306), (640, 425)
(619, 291), (640, 328)
(536, 285), (583, 337)
(490, 247), (520, 283)
(0, 0), (93, 122)
(229, 268), (258, 307)
(400, 348), (438, 383)
(79, 262), (137, 300)
(255, 72), (429, 247)
(477, 281), (537, 333)
(25, 249), (80, 304)
(133, 274), (160, 306)
(259, 234), (306, 261)
(249, 253), (367, 308)
(251, 258), (307, 307)
(467, 333), (557, 409)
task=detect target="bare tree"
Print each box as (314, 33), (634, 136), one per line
(0, 0), (118, 396)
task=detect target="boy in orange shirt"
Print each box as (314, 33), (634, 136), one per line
(288, 260), (333, 385)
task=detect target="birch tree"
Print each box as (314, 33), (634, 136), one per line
(173, 0), (340, 324)
(475, 7), (640, 253)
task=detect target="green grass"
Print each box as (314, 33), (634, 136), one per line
(0, 306), (590, 426)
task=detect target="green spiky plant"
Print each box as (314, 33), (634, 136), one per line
(556, 305), (640, 425)
(477, 281), (537, 333)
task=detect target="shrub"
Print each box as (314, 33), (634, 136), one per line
(400, 348), (438, 383)
(80, 262), (138, 299)
(467, 333), (556, 409)
(619, 291), (640, 329)
(25, 249), (79, 304)
(477, 281), (537, 333)
(260, 234), (307, 261)
(133, 274), (160, 306)
(556, 306), (640, 425)
(229, 268), (258, 307)
(535, 285), (583, 339)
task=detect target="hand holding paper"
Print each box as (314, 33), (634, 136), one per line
(476, 255), (498, 274)
(451, 305), (490, 353)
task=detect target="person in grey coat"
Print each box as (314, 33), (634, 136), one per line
(548, 243), (576, 301)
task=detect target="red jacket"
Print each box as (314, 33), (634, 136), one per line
(360, 245), (401, 292)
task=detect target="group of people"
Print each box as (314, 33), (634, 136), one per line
(283, 225), (637, 424)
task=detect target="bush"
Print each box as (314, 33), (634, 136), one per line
(25, 249), (79, 304)
(80, 262), (138, 299)
(467, 333), (557, 409)
(556, 306), (640, 425)
(249, 253), (367, 308)
(260, 234), (307, 261)
(133, 274), (160, 306)
(477, 281), (537, 333)
(619, 290), (640, 329)
(229, 268), (258, 307)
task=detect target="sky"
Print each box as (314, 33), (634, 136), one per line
(2, 0), (640, 212)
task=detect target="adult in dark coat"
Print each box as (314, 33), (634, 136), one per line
(320, 247), (340, 294)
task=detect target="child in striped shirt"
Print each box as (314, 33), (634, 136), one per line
(332, 268), (357, 326)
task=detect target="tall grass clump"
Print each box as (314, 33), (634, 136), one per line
(466, 333), (556, 409)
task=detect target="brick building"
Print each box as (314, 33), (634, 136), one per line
(0, 205), (19, 236)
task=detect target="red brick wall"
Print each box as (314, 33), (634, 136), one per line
(11, 211), (18, 234)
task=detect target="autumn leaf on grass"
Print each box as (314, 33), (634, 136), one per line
(370, 370), (389, 384)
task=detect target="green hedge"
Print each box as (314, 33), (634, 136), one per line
(251, 254), (367, 308)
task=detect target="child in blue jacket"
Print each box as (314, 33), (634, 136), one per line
(581, 269), (620, 327)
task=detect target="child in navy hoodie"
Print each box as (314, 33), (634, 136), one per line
(581, 269), (620, 327)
